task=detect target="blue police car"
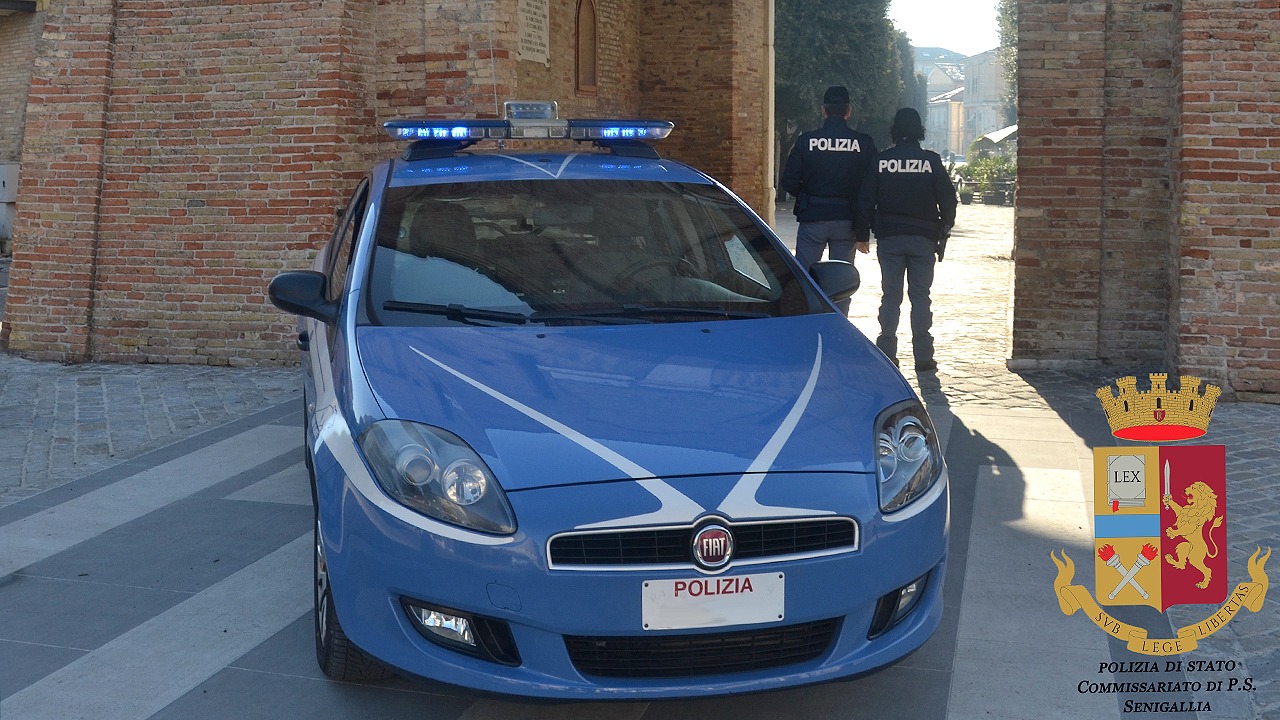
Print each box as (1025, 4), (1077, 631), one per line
(268, 101), (947, 699)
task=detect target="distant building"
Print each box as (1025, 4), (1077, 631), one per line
(962, 49), (1010, 152)
(925, 87), (965, 160)
(913, 47), (966, 98)
(910, 45), (1010, 161)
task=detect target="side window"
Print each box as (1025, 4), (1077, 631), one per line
(327, 180), (369, 303)
(684, 200), (780, 299)
(724, 235), (770, 287)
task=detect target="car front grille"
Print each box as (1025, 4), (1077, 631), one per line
(548, 518), (857, 568)
(564, 619), (840, 678)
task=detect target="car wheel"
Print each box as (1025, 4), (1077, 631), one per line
(313, 517), (395, 681)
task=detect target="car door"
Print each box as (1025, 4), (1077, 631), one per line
(305, 179), (370, 456)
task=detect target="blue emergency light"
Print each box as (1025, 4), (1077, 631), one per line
(383, 101), (673, 158)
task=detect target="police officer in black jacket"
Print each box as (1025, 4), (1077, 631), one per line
(781, 86), (878, 314)
(856, 107), (957, 372)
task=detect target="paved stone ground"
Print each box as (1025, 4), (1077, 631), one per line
(0, 356), (300, 507)
(0, 255), (300, 507)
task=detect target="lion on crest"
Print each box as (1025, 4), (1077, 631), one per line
(1163, 481), (1224, 589)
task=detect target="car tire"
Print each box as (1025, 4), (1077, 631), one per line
(314, 517), (395, 681)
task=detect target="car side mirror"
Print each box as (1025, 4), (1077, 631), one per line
(268, 270), (338, 324)
(809, 260), (860, 302)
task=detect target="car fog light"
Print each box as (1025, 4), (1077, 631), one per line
(867, 573), (930, 639)
(408, 604), (476, 647)
(894, 575), (926, 621)
(401, 598), (522, 666)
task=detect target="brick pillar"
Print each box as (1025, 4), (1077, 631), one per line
(0, 12), (41, 162)
(729, 0), (774, 223)
(1096, 0), (1178, 364)
(5, 0), (383, 365)
(1174, 0), (1280, 399)
(639, 0), (772, 219)
(1011, 1), (1108, 364)
(1, 0), (117, 361)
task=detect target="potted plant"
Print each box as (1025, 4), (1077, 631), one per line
(952, 165), (975, 205)
(967, 155), (1016, 205)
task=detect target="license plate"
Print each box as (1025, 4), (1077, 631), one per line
(641, 572), (784, 631)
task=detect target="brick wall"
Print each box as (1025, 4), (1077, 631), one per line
(1174, 0), (1280, 401)
(637, 0), (725, 182)
(2, 0), (772, 365)
(1014, 0), (1280, 399)
(513, 0), (773, 217)
(1013, 1), (1108, 362)
(729, 0), (773, 222)
(5, 0), (373, 364)
(0, 12), (40, 163)
(638, 1), (759, 205)
(2, 0), (116, 360)
(514, 0), (640, 117)
(1097, 0), (1177, 362)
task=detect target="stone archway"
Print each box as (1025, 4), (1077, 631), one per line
(2, 0), (1276, 400)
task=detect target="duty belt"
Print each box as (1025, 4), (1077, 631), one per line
(879, 213), (939, 231)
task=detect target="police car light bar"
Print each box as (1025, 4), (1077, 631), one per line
(383, 100), (673, 149)
(382, 119), (673, 143)
(384, 120), (508, 142)
(566, 120), (673, 141)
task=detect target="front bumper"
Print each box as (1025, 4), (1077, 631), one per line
(316, 447), (948, 699)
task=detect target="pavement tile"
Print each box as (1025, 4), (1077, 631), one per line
(0, 355), (300, 508)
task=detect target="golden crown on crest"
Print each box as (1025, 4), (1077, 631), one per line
(1095, 373), (1220, 442)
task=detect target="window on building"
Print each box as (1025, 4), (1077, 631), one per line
(576, 0), (598, 94)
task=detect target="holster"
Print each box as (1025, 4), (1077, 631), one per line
(935, 224), (951, 261)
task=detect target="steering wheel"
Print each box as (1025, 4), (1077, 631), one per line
(613, 256), (698, 290)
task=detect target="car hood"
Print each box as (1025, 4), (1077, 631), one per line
(355, 315), (913, 491)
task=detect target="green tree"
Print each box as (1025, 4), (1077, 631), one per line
(896, 31), (928, 118)
(775, 0), (903, 161)
(997, 0), (1018, 125)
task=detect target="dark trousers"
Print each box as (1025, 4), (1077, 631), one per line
(795, 220), (856, 315)
(875, 234), (936, 364)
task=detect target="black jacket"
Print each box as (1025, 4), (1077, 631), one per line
(781, 116), (878, 225)
(856, 140), (957, 240)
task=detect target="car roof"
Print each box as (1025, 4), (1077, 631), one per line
(386, 149), (714, 186)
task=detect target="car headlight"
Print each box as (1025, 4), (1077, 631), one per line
(358, 420), (516, 535)
(875, 401), (943, 514)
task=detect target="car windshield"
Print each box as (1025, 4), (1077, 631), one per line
(363, 179), (819, 327)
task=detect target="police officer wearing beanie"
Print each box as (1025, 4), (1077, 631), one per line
(856, 107), (957, 372)
(781, 85), (878, 314)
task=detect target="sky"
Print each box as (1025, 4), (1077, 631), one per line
(888, 0), (1001, 58)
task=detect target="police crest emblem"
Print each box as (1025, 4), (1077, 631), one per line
(1051, 374), (1271, 655)
(1093, 446), (1226, 611)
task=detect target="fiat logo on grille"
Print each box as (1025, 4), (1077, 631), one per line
(692, 524), (733, 571)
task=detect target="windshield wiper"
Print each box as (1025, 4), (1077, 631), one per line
(383, 301), (771, 326)
(383, 301), (530, 325)
(531, 305), (771, 323)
